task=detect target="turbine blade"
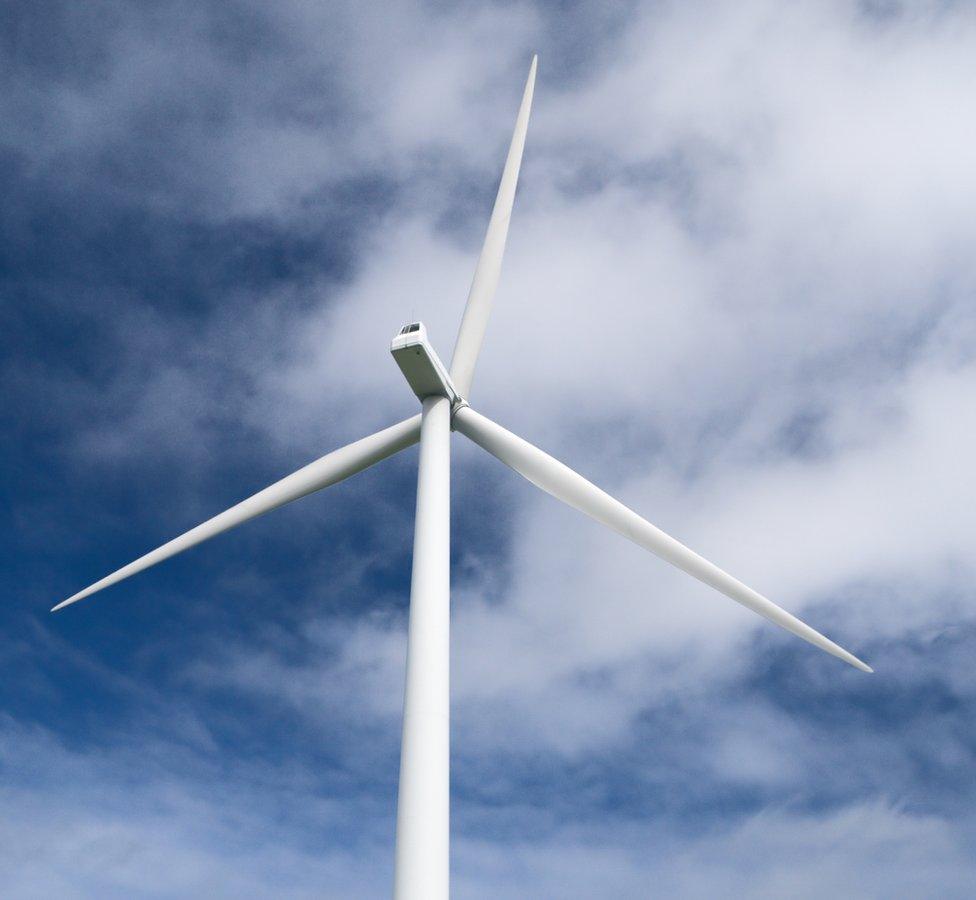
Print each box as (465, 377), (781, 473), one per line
(454, 407), (871, 672)
(53, 414), (422, 612)
(449, 55), (537, 399)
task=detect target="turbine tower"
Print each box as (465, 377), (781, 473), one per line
(54, 56), (871, 899)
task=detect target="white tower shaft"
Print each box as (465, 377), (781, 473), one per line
(394, 395), (452, 899)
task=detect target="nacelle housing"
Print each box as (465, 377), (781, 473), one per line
(390, 323), (462, 404)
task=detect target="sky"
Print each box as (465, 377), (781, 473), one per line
(3, 0), (976, 896)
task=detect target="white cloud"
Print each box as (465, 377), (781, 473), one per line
(11, 0), (976, 894)
(0, 718), (392, 899)
(119, 0), (976, 799)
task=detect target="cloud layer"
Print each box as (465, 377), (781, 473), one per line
(4, 1), (976, 896)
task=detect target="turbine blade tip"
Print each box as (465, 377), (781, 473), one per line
(848, 655), (873, 673)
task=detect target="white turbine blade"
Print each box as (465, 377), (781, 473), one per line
(53, 414), (422, 612)
(449, 55), (537, 399)
(454, 407), (871, 672)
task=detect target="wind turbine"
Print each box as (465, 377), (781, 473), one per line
(54, 55), (871, 899)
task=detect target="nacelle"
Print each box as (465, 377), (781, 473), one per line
(391, 322), (462, 404)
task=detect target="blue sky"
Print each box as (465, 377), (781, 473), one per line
(3, 1), (976, 896)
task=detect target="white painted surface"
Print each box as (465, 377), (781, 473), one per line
(53, 415), (422, 611)
(391, 322), (461, 404)
(394, 395), (452, 899)
(449, 56), (536, 399)
(454, 405), (871, 673)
